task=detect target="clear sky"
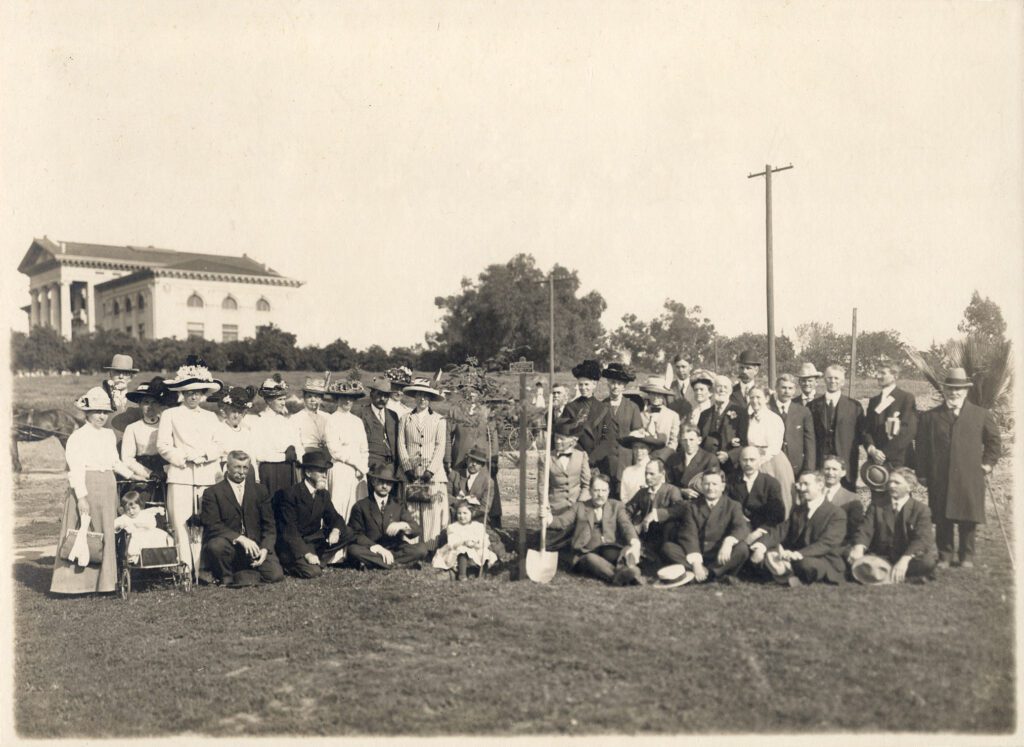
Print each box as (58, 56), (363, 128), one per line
(2, 1), (1020, 352)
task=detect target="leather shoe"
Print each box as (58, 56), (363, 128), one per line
(936, 560), (951, 570)
(960, 559), (975, 569)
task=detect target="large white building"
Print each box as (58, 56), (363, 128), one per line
(18, 237), (303, 341)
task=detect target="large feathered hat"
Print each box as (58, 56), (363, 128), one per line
(164, 356), (223, 394)
(571, 359), (602, 381)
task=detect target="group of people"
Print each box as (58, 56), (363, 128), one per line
(49, 346), (1001, 595)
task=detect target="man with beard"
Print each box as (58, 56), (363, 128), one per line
(698, 374), (748, 471)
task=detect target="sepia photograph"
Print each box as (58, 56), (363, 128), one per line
(1, 1), (1021, 743)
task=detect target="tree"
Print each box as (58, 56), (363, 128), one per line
(433, 254), (606, 370)
(359, 345), (391, 371)
(11, 327), (69, 372)
(246, 324), (298, 370)
(957, 291), (1006, 344)
(715, 333), (796, 375)
(602, 314), (659, 368)
(649, 300), (718, 366)
(321, 338), (357, 371)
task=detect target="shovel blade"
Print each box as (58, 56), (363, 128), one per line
(525, 549), (558, 583)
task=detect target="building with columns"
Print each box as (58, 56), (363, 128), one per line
(18, 237), (303, 340)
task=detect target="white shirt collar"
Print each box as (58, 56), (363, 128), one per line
(304, 478), (319, 494)
(228, 478), (245, 503)
(806, 495), (825, 518)
(880, 384), (896, 399)
(891, 495), (910, 513)
(825, 391), (841, 406)
(743, 472), (758, 490)
(825, 484), (840, 502)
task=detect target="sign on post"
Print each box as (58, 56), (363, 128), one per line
(509, 357), (535, 374)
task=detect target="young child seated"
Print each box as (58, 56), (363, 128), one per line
(114, 491), (174, 563)
(432, 501), (498, 580)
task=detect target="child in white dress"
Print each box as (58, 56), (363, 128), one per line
(114, 492), (174, 563)
(432, 501), (497, 580)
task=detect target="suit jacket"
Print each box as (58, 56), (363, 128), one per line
(726, 472), (786, 534)
(860, 386), (917, 468)
(854, 496), (937, 564)
(275, 480), (354, 563)
(673, 496), (750, 556)
(698, 403), (749, 458)
(730, 381), (759, 410)
(809, 394), (864, 487)
(448, 401), (496, 468)
(665, 447), (718, 490)
(450, 467), (494, 518)
(547, 448), (591, 511)
(354, 403), (401, 469)
(562, 396), (611, 466)
(624, 482), (686, 548)
(598, 397), (643, 482)
(200, 478), (277, 552)
(795, 392), (817, 409)
(567, 499), (638, 560)
(916, 401), (1001, 524)
(667, 382), (695, 421)
(769, 399), (816, 475)
(827, 485), (864, 547)
(348, 495), (422, 550)
(766, 499), (847, 580)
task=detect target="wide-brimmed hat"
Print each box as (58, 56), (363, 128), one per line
(639, 376), (674, 397)
(653, 564), (694, 590)
(328, 380), (367, 399)
(860, 462), (891, 491)
(764, 549), (794, 583)
(403, 378), (442, 400)
(690, 369), (715, 389)
(164, 356), (223, 394)
(942, 367), (974, 389)
(618, 429), (665, 450)
(796, 362), (823, 379)
(552, 418), (580, 439)
(257, 373), (289, 399)
(126, 376), (176, 406)
(571, 359), (602, 381)
(103, 354), (139, 373)
(366, 377), (393, 394)
(75, 386), (114, 412)
(851, 556), (893, 585)
(602, 362), (636, 383)
(385, 366), (414, 385)
(220, 385), (256, 410)
(302, 376), (329, 395)
(367, 463), (401, 483)
(623, 389), (646, 409)
(737, 350), (762, 367)
(462, 446), (489, 465)
(300, 449), (333, 471)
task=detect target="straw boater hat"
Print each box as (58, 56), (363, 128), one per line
(367, 377), (393, 394)
(764, 549), (794, 584)
(220, 386), (256, 410)
(257, 373), (289, 399)
(302, 376), (329, 395)
(860, 462), (891, 492)
(690, 369), (715, 389)
(103, 354), (139, 374)
(126, 376), (178, 407)
(653, 564), (694, 590)
(942, 367), (974, 389)
(796, 362), (823, 379)
(403, 377), (443, 400)
(851, 556), (893, 585)
(164, 356), (223, 394)
(327, 380), (367, 399)
(300, 449), (333, 471)
(737, 350), (762, 367)
(570, 359), (602, 381)
(75, 386), (115, 412)
(602, 362), (636, 383)
(639, 376), (674, 397)
(618, 429), (666, 450)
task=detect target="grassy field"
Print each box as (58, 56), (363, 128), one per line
(10, 429), (1017, 737)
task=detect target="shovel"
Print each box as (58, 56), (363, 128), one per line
(526, 289), (558, 583)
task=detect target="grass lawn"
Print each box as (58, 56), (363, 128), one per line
(12, 433), (1016, 737)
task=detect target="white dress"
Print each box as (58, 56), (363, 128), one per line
(115, 507), (174, 561)
(120, 419), (160, 476)
(643, 408), (680, 451)
(432, 521), (497, 570)
(293, 408), (328, 452)
(745, 408), (795, 517)
(324, 410), (369, 521)
(619, 459), (650, 505)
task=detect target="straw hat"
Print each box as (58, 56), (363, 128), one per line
(257, 373), (289, 399)
(796, 362), (823, 379)
(851, 556), (893, 585)
(860, 462), (891, 492)
(403, 378), (442, 400)
(75, 386), (114, 412)
(764, 549), (794, 583)
(366, 377), (393, 394)
(639, 376), (674, 397)
(653, 564), (694, 590)
(942, 367), (974, 389)
(302, 376), (329, 395)
(103, 354), (139, 373)
(327, 380), (367, 399)
(164, 356), (223, 394)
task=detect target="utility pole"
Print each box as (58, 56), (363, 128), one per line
(849, 308), (858, 398)
(747, 163), (793, 386)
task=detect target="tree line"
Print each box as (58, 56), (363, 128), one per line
(10, 255), (1006, 377)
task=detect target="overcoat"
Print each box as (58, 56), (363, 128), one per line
(597, 397), (643, 482)
(916, 401), (1000, 524)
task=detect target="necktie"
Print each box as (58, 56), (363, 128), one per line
(891, 501), (900, 514)
(594, 508), (603, 523)
(781, 405), (787, 417)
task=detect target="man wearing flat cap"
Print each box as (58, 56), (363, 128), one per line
(916, 367), (1001, 568)
(598, 362), (643, 498)
(730, 350), (762, 410)
(354, 377), (402, 473)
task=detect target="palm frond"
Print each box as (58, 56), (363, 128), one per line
(904, 346), (943, 395)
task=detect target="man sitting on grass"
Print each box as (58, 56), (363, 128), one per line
(661, 469), (750, 585)
(347, 464), (429, 570)
(763, 471), (847, 586)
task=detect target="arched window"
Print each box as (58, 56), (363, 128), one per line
(187, 293), (204, 308)
(124, 297), (132, 312)
(256, 298), (271, 312)
(222, 295), (238, 310)
(113, 300), (120, 315)
(138, 293), (146, 310)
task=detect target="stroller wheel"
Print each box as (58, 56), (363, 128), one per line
(180, 565), (194, 593)
(119, 567), (131, 600)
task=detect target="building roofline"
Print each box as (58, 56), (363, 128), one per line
(94, 268), (304, 292)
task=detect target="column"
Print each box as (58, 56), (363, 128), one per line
(59, 282), (72, 339)
(46, 285), (57, 329)
(86, 283), (97, 333)
(29, 289), (38, 329)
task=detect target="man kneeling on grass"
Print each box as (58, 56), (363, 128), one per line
(200, 450), (284, 587)
(347, 463), (429, 569)
(661, 469), (750, 585)
(276, 449), (356, 578)
(540, 473), (643, 585)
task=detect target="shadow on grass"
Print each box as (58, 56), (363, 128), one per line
(13, 556), (55, 596)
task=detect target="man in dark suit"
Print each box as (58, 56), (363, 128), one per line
(666, 355), (696, 421)
(849, 467), (938, 582)
(275, 450), (356, 578)
(542, 473), (642, 585)
(860, 363), (917, 471)
(726, 446), (787, 565)
(348, 464), (429, 569)
(449, 445), (500, 527)
(795, 362), (822, 408)
(562, 359), (611, 469)
(764, 471), (847, 585)
(354, 378), (401, 472)
(598, 362), (643, 498)
(770, 373), (816, 476)
(665, 425), (718, 497)
(200, 451), (284, 587)
(822, 455), (864, 556)
(809, 365), (864, 490)
(622, 459), (686, 561)
(661, 469), (751, 583)
(698, 374), (749, 471)
(916, 368), (1001, 568)
(730, 350), (762, 409)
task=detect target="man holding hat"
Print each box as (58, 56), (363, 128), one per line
(347, 464), (429, 569)
(275, 450), (356, 578)
(293, 376), (330, 453)
(354, 377), (402, 473)
(598, 362), (643, 496)
(763, 471), (847, 586)
(860, 363), (917, 471)
(795, 363), (822, 408)
(808, 365), (864, 491)
(731, 350), (762, 409)
(916, 367), (1001, 568)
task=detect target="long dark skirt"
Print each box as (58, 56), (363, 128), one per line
(51, 471), (118, 594)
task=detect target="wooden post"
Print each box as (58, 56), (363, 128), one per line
(849, 308), (858, 398)
(517, 372), (528, 580)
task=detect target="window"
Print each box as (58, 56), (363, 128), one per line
(187, 293), (204, 308)
(222, 324), (239, 342)
(113, 300), (120, 315)
(222, 295), (238, 310)
(126, 326), (132, 335)
(138, 294), (145, 310)
(124, 297), (132, 312)
(138, 323), (146, 339)
(256, 298), (271, 312)
(187, 322), (204, 340)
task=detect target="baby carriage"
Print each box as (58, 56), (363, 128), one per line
(115, 500), (193, 600)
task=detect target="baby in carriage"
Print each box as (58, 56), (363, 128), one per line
(114, 491), (174, 564)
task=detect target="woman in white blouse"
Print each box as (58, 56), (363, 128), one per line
(51, 386), (135, 594)
(638, 377), (680, 457)
(324, 381), (370, 521)
(398, 379), (449, 550)
(746, 385), (795, 515)
(157, 359), (224, 574)
(214, 386), (259, 484)
(686, 371), (715, 428)
(121, 377), (176, 500)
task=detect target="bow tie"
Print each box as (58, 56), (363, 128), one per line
(557, 451), (574, 458)
(648, 405), (662, 413)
